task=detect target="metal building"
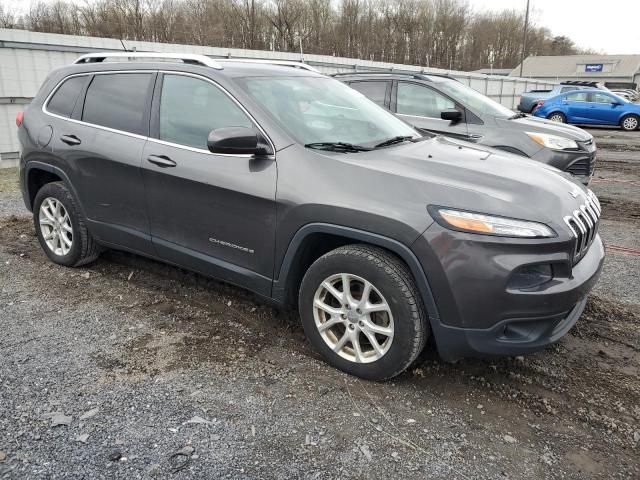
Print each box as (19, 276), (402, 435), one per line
(511, 54), (640, 89)
(0, 28), (556, 167)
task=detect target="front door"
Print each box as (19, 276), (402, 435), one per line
(141, 72), (277, 296)
(590, 92), (622, 125)
(392, 81), (469, 140)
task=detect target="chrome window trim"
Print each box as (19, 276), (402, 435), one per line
(42, 70), (155, 141)
(42, 69), (276, 159)
(151, 70), (276, 158)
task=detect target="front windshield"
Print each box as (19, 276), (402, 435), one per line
(433, 78), (516, 119)
(237, 76), (418, 147)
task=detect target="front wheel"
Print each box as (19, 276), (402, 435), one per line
(298, 245), (429, 380)
(548, 112), (566, 123)
(620, 115), (639, 131)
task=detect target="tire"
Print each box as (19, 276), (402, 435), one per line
(620, 114), (639, 131)
(547, 112), (566, 123)
(33, 181), (101, 267)
(298, 244), (429, 380)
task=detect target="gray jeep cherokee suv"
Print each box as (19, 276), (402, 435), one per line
(17, 53), (604, 380)
(335, 72), (598, 185)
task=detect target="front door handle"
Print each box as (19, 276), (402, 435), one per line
(147, 155), (176, 168)
(60, 134), (81, 146)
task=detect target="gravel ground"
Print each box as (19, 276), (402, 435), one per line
(0, 129), (639, 479)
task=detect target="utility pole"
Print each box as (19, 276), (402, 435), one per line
(519, 0), (531, 77)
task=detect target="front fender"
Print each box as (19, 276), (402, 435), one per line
(272, 222), (441, 324)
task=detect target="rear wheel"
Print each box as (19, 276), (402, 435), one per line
(548, 112), (566, 123)
(298, 244), (429, 380)
(33, 182), (101, 267)
(620, 115), (639, 131)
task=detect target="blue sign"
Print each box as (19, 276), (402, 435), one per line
(585, 64), (603, 72)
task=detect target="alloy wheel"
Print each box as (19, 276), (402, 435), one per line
(623, 116), (638, 130)
(39, 197), (73, 256)
(313, 273), (394, 363)
(549, 114), (565, 123)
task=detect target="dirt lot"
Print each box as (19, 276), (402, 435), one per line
(0, 129), (638, 479)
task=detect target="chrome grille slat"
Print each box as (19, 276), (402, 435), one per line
(564, 191), (601, 264)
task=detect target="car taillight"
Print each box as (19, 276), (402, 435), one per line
(16, 111), (23, 127)
(536, 101), (545, 108)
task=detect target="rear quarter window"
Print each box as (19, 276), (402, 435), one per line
(82, 73), (153, 136)
(46, 75), (90, 118)
(348, 81), (389, 107)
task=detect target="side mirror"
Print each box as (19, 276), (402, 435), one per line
(441, 108), (463, 124)
(207, 127), (271, 155)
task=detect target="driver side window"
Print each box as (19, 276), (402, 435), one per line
(159, 74), (253, 150)
(592, 93), (616, 104)
(397, 82), (455, 118)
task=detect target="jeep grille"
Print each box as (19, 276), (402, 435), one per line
(563, 191), (601, 264)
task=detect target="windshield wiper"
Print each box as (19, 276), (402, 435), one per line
(374, 135), (415, 148)
(305, 142), (372, 153)
(509, 112), (527, 120)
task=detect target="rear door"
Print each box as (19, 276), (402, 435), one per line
(45, 71), (156, 254)
(392, 81), (469, 139)
(141, 72), (277, 296)
(564, 91), (592, 123)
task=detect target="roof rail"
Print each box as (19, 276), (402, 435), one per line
(217, 58), (319, 72)
(331, 70), (452, 80)
(74, 52), (223, 70)
(561, 80), (600, 87)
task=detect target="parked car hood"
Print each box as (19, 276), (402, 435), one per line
(497, 115), (593, 142)
(343, 136), (589, 231)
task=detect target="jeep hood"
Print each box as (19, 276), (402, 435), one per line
(342, 136), (589, 229)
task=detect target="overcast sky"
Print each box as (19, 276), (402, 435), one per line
(8, 0), (640, 55)
(475, 0), (640, 55)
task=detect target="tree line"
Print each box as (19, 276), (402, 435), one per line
(0, 0), (589, 71)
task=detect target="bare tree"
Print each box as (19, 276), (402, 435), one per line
(9, 0), (587, 71)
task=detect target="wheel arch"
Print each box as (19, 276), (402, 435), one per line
(546, 110), (566, 121)
(24, 162), (85, 216)
(272, 223), (440, 323)
(619, 112), (640, 128)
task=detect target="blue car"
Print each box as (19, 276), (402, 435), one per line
(533, 89), (640, 131)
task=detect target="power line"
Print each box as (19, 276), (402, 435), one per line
(519, 0), (531, 77)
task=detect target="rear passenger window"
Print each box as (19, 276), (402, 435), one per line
(566, 92), (588, 102)
(47, 76), (89, 118)
(82, 73), (153, 135)
(158, 74), (252, 150)
(349, 81), (388, 107)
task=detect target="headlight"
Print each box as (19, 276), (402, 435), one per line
(432, 207), (556, 238)
(526, 132), (578, 150)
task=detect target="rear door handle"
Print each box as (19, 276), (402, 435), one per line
(60, 134), (81, 146)
(147, 155), (177, 168)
